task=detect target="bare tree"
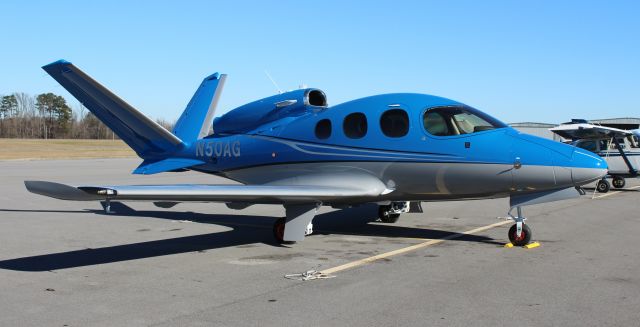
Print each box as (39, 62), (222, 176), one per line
(14, 92), (35, 138)
(0, 91), (158, 140)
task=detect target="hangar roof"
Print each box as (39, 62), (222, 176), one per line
(510, 118), (640, 130)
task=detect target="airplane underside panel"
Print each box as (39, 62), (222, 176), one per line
(220, 161), (580, 201)
(26, 157), (604, 206)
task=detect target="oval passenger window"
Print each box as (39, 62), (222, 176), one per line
(343, 113), (368, 139)
(315, 119), (332, 139)
(380, 109), (409, 137)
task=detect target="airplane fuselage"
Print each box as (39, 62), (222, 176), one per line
(30, 60), (610, 244)
(170, 93), (605, 204)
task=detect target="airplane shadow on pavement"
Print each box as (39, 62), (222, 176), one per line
(0, 203), (502, 272)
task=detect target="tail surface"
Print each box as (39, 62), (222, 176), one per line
(42, 60), (183, 159)
(172, 73), (226, 142)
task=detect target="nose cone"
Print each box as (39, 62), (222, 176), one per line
(571, 148), (608, 186)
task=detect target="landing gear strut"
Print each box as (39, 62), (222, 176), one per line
(272, 218), (314, 244)
(507, 206), (532, 246)
(378, 201), (410, 223)
(101, 199), (113, 214)
(272, 204), (317, 244)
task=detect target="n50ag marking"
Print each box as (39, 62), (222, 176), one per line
(196, 141), (241, 158)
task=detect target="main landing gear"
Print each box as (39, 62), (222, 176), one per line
(507, 206), (532, 246)
(273, 217), (314, 244)
(378, 201), (410, 223)
(272, 204), (318, 244)
(273, 201), (412, 243)
(273, 218), (288, 244)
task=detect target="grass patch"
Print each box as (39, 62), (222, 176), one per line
(0, 139), (136, 160)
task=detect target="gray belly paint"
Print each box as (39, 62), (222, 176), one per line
(222, 161), (590, 202)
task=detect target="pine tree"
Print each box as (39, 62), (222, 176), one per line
(0, 95), (18, 137)
(35, 93), (72, 138)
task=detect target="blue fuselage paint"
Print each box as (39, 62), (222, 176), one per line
(168, 93), (605, 199)
(40, 60), (606, 204)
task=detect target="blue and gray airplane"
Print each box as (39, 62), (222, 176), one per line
(26, 60), (607, 246)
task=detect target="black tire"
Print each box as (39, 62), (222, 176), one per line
(378, 205), (400, 223)
(612, 177), (626, 189)
(597, 179), (610, 193)
(273, 218), (295, 244)
(508, 223), (532, 247)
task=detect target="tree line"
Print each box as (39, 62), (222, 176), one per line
(0, 92), (173, 139)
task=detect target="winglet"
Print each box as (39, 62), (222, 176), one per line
(25, 181), (102, 201)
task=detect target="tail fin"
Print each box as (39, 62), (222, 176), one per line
(42, 60), (183, 158)
(173, 73), (226, 142)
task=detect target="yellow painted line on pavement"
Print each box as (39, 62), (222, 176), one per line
(593, 185), (640, 199)
(321, 220), (511, 275)
(313, 229), (431, 241)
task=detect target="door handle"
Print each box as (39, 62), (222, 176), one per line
(514, 157), (522, 169)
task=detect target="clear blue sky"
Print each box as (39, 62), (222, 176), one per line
(1, 0), (638, 123)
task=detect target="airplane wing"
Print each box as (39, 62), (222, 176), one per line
(549, 123), (632, 140)
(25, 173), (393, 204)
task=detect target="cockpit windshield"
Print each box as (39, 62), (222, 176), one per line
(423, 106), (506, 136)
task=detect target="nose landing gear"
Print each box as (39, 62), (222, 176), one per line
(507, 206), (533, 246)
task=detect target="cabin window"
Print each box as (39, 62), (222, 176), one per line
(423, 111), (451, 136)
(380, 109), (409, 138)
(423, 106), (505, 136)
(343, 112), (368, 139)
(598, 140), (609, 151)
(614, 138), (626, 150)
(315, 119), (332, 139)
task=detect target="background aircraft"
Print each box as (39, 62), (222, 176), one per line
(551, 120), (639, 193)
(25, 60), (606, 246)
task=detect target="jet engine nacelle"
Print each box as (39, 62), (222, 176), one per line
(213, 88), (327, 135)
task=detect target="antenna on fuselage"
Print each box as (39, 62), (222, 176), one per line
(264, 70), (282, 94)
